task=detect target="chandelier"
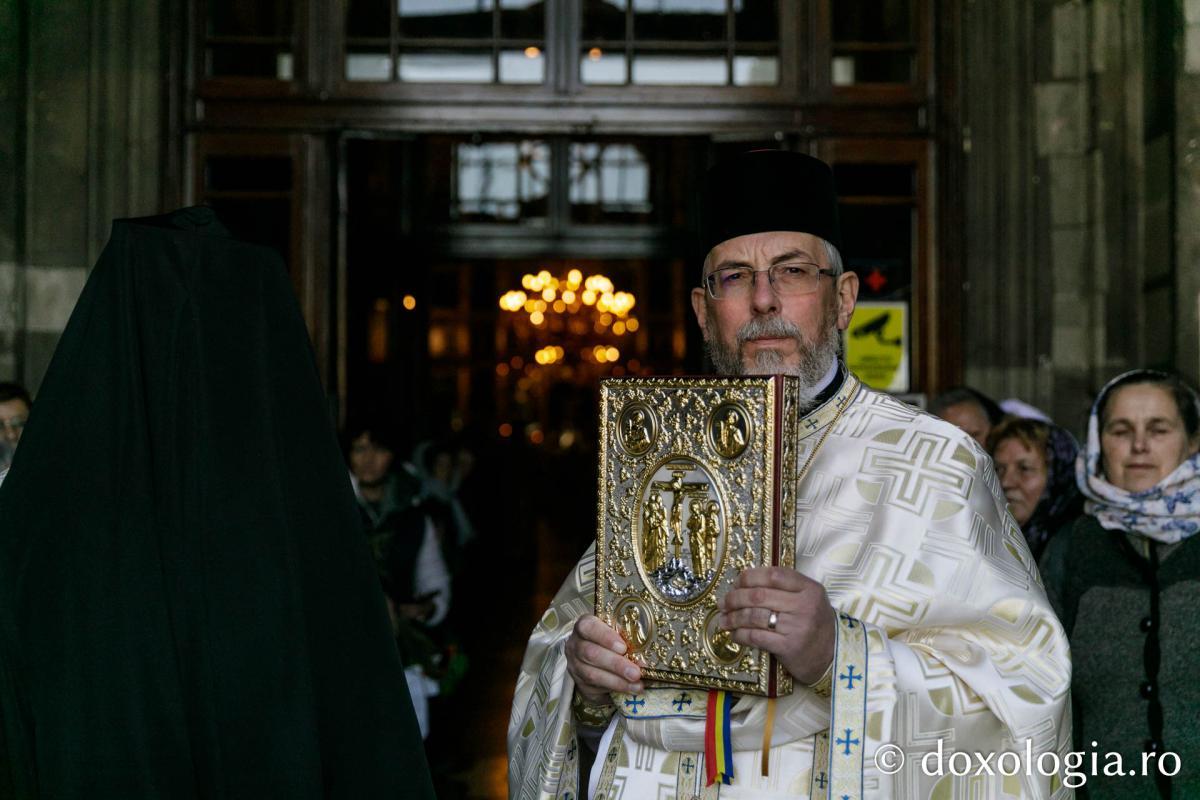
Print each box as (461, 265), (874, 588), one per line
(498, 269), (639, 369)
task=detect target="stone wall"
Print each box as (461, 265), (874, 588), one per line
(0, 0), (165, 394)
(1179, 0), (1200, 390)
(964, 0), (1196, 435)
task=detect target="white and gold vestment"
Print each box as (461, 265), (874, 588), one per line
(509, 374), (1073, 799)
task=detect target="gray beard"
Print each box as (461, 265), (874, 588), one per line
(705, 313), (841, 412)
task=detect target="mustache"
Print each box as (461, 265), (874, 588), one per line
(736, 315), (807, 346)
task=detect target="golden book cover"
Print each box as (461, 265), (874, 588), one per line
(596, 376), (800, 697)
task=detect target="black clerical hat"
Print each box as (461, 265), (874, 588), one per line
(700, 150), (842, 255)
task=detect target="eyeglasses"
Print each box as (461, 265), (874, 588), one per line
(703, 262), (836, 299)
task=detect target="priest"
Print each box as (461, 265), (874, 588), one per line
(509, 151), (1072, 799)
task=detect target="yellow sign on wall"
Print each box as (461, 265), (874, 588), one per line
(845, 301), (909, 392)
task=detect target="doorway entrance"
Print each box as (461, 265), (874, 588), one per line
(342, 134), (706, 796)
(342, 134), (708, 443)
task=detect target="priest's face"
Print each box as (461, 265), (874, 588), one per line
(691, 231), (858, 393)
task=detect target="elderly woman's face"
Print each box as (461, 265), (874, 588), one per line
(994, 437), (1047, 526)
(1101, 383), (1199, 493)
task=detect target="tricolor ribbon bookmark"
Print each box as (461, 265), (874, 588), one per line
(704, 689), (735, 786)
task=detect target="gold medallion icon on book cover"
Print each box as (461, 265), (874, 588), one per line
(597, 376), (800, 697)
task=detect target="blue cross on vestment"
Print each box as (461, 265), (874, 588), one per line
(672, 692), (692, 712)
(836, 729), (861, 756)
(842, 795), (852, 800)
(804, 417), (820, 430)
(624, 695), (646, 714)
(682, 757), (695, 775)
(815, 772), (828, 789)
(838, 613), (858, 628)
(840, 665), (862, 690)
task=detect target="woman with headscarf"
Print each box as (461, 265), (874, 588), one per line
(1041, 369), (1200, 799)
(0, 208), (433, 798)
(987, 416), (1083, 560)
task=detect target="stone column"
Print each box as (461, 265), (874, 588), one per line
(1179, 0), (1200, 385)
(1035, 0), (1096, 431)
(962, 0), (1043, 409)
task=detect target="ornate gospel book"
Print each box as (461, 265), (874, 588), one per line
(596, 376), (801, 697)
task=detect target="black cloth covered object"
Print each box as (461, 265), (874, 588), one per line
(0, 208), (433, 798)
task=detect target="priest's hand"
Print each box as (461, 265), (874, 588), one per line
(718, 566), (835, 686)
(566, 614), (644, 704)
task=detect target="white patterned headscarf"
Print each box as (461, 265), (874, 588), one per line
(1076, 369), (1200, 543)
